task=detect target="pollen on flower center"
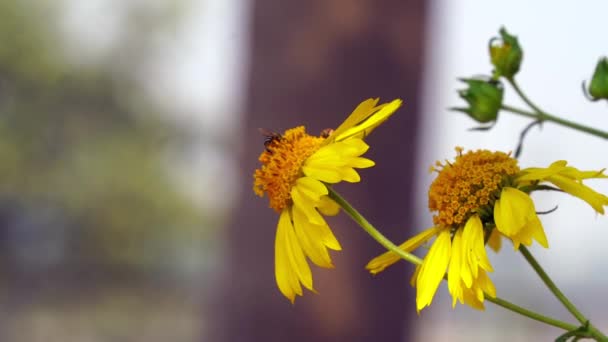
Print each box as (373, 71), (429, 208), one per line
(429, 147), (520, 227)
(253, 126), (325, 212)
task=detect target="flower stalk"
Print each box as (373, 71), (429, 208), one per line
(328, 187), (580, 333)
(328, 187), (422, 266)
(502, 78), (608, 139)
(519, 246), (607, 340)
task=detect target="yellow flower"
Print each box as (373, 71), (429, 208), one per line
(254, 98), (402, 303)
(367, 147), (608, 312)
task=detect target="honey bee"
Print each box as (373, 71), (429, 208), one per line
(258, 128), (282, 152)
(320, 128), (334, 138)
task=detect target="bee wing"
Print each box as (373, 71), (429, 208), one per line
(258, 128), (277, 137)
(322, 98), (402, 145)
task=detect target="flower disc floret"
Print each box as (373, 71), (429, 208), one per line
(429, 148), (520, 227)
(254, 126), (324, 212)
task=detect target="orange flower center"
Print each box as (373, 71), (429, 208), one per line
(428, 147), (520, 227)
(253, 126), (325, 212)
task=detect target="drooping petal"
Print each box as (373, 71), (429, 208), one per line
(317, 195), (340, 216)
(487, 228), (502, 253)
(366, 226), (442, 274)
(511, 214), (548, 249)
(282, 211), (314, 292)
(494, 187), (536, 237)
(448, 229), (464, 307)
(477, 269), (496, 298)
(458, 269), (495, 311)
(547, 174), (608, 214)
(292, 205), (341, 251)
(510, 221), (534, 250)
(494, 187), (548, 250)
(292, 206), (333, 268)
(518, 161), (608, 214)
(462, 215), (493, 275)
(530, 215), (548, 248)
(461, 287), (484, 310)
(416, 230), (451, 312)
(410, 265), (420, 288)
(291, 187), (324, 225)
(275, 210), (303, 303)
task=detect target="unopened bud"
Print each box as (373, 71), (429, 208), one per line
(489, 27), (523, 79)
(453, 77), (504, 123)
(586, 57), (608, 101)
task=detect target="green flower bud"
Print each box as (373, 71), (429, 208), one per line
(489, 27), (523, 79)
(453, 77), (504, 123)
(586, 57), (608, 101)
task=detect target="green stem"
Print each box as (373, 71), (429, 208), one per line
(327, 187), (578, 333)
(507, 77), (545, 115)
(328, 187), (422, 266)
(502, 77), (608, 139)
(501, 104), (608, 139)
(519, 246), (608, 340)
(485, 296), (577, 332)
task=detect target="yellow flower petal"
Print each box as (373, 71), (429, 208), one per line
(547, 174), (608, 214)
(335, 100), (402, 142)
(511, 214), (547, 249)
(416, 230), (451, 311)
(301, 165), (343, 183)
(487, 228), (502, 253)
(462, 215), (493, 277)
(339, 167), (361, 183)
(518, 161), (608, 214)
(494, 187), (548, 249)
(292, 207), (333, 268)
(459, 270), (495, 311)
(448, 229), (464, 307)
(291, 187), (324, 225)
(410, 265), (420, 288)
(324, 98), (381, 145)
(494, 187), (536, 237)
(282, 211), (314, 292)
(317, 195), (340, 216)
(345, 157), (375, 169)
(517, 160), (567, 182)
(323, 98), (402, 145)
(366, 226), (442, 274)
(292, 205), (341, 251)
(294, 177), (327, 202)
(275, 210), (303, 303)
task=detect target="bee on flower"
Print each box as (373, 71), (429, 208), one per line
(367, 147), (608, 312)
(253, 98), (402, 303)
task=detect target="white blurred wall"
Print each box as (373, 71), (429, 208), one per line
(415, 1), (608, 340)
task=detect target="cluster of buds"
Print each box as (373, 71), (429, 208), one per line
(455, 26), (607, 125)
(453, 28), (519, 124)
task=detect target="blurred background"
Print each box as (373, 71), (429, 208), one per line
(2, 0), (608, 341)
